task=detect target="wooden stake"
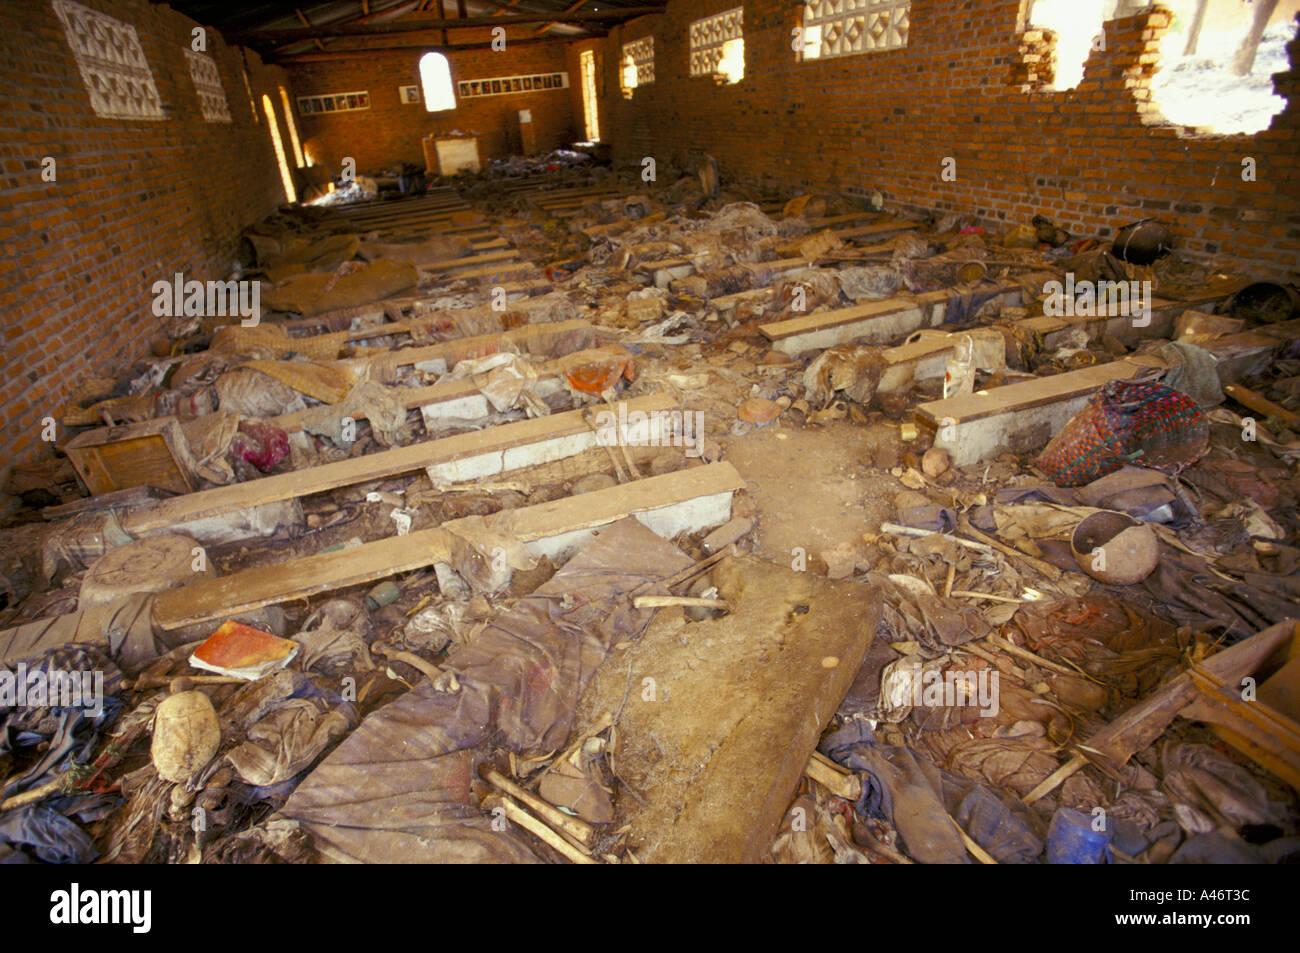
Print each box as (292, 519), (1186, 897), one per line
(1225, 382), (1300, 428)
(660, 545), (735, 592)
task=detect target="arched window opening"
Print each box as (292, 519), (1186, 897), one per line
(278, 86), (305, 167)
(621, 54), (638, 97)
(579, 49), (600, 141)
(419, 52), (457, 112)
(261, 94), (296, 203)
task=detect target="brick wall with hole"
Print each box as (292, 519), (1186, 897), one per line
(0, 0), (295, 478)
(587, 1), (1299, 280)
(285, 35), (577, 174)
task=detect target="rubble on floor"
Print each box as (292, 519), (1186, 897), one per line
(2, 158), (1298, 865)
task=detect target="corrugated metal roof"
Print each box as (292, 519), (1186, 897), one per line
(166, 0), (666, 58)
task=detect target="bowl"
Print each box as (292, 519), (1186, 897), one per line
(1070, 511), (1159, 585)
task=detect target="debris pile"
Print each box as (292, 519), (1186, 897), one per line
(2, 159), (1297, 864)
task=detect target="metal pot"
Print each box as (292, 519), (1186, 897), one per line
(1111, 219), (1171, 265)
(1229, 281), (1300, 325)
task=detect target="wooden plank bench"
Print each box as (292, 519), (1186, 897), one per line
(151, 461), (746, 631)
(914, 354), (1168, 467)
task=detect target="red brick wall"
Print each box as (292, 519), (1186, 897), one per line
(586, 1), (1299, 279)
(285, 36), (577, 173)
(0, 0), (295, 475)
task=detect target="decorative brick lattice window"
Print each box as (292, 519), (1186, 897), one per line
(52, 0), (164, 120)
(185, 50), (231, 123)
(801, 0), (910, 60)
(622, 36), (655, 88)
(689, 7), (743, 78)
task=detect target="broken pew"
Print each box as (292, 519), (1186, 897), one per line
(365, 317), (594, 382)
(150, 461), (746, 631)
(119, 393), (678, 543)
(759, 281), (1023, 357)
(914, 354), (1168, 467)
(271, 344), (627, 435)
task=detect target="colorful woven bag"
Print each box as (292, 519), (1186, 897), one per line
(1038, 378), (1208, 487)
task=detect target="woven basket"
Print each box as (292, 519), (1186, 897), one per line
(1038, 378), (1207, 487)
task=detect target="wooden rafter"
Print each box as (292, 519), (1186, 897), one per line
(272, 33), (569, 62)
(231, 7), (661, 44)
(274, 0), (422, 54)
(532, 0), (586, 36)
(294, 8), (327, 50)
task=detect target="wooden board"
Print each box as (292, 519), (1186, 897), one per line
(329, 198), (472, 218)
(417, 248), (522, 274)
(708, 241), (890, 312)
(533, 187), (622, 206)
(535, 193), (622, 210)
(435, 261), (540, 286)
(120, 393), (676, 537)
(327, 205), (473, 223)
(584, 554), (882, 862)
(423, 392), (678, 484)
(802, 211), (884, 228)
(64, 417), (198, 496)
(837, 220), (918, 241)
(330, 212), (481, 234)
(329, 211), (478, 231)
(151, 461), (745, 631)
(1016, 296), (1206, 348)
(41, 484), (175, 520)
(759, 282), (1022, 356)
(281, 294), (567, 358)
(366, 317), (593, 381)
(368, 227), (495, 244)
(271, 344), (624, 434)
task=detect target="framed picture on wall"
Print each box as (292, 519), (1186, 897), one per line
(459, 81), (470, 97)
(523, 77), (533, 90)
(491, 80), (502, 93)
(399, 85), (420, 104)
(357, 92), (369, 108)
